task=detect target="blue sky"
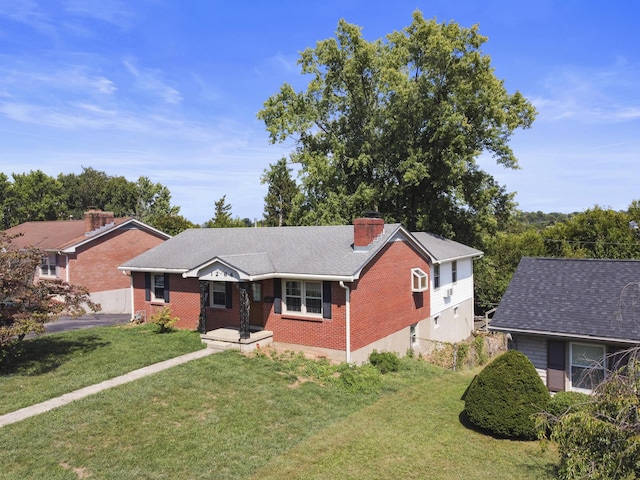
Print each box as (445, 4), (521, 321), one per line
(0, 1), (638, 224)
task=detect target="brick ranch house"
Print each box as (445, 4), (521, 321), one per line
(119, 217), (482, 363)
(5, 209), (171, 314)
(490, 257), (640, 393)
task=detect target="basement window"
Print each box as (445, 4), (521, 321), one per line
(411, 268), (428, 292)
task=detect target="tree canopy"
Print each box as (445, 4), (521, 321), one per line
(259, 11), (536, 244)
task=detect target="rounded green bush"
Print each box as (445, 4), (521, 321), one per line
(464, 350), (550, 439)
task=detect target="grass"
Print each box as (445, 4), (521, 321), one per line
(0, 323), (204, 415)
(0, 328), (559, 479)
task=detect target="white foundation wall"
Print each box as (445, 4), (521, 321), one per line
(89, 288), (131, 314)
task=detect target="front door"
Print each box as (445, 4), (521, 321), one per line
(249, 282), (264, 327)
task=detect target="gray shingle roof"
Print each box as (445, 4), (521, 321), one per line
(490, 257), (640, 343)
(119, 224), (407, 279)
(411, 232), (483, 262)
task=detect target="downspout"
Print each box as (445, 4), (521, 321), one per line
(128, 272), (135, 320)
(339, 281), (351, 363)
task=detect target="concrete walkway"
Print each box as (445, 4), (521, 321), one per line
(0, 348), (218, 428)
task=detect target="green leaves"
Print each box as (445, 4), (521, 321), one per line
(259, 11), (535, 242)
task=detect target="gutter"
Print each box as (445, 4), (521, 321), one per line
(339, 281), (352, 363)
(489, 326), (640, 346)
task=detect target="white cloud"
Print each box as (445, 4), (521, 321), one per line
(123, 58), (183, 105)
(533, 61), (640, 124)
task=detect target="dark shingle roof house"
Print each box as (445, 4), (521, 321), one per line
(490, 257), (640, 392)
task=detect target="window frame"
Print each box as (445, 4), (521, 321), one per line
(433, 264), (440, 289)
(411, 268), (428, 292)
(39, 254), (57, 277)
(570, 342), (605, 393)
(451, 260), (457, 284)
(210, 281), (227, 308)
(410, 323), (418, 346)
(150, 273), (165, 302)
(433, 315), (440, 329)
(283, 280), (323, 317)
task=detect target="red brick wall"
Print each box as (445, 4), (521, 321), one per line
(132, 273), (201, 330)
(69, 227), (166, 293)
(129, 239), (430, 352)
(349, 241), (430, 351)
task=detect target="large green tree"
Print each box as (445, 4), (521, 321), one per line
(259, 11), (535, 243)
(261, 158), (299, 226)
(4, 170), (67, 227)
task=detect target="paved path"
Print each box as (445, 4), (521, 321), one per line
(0, 348), (218, 428)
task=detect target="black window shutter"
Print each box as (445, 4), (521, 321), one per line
(225, 282), (233, 309)
(144, 272), (151, 301)
(547, 340), (566, 392)
(274, 279), (282, 314)
(164, 274), (170, 303)
(322, 281), (332, 319)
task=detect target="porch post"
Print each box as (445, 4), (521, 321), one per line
(238, 282), (250, 340)
(198, 281), (208, 334)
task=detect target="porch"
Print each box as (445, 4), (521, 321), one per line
(201, 327), (273, 353)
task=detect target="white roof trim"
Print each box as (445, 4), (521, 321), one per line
(489, 326), (640, 345)
(62, 218), (170, 253)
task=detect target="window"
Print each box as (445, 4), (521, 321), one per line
(411, 268), (428, 292)
(451, 261), (457, 283)
(284, 280), (322, 316)
(433, 264), (440, 289)
(454, 306), (459, 318)
(410, 324), (417, 346)
(570, 343), (605, 392)
(251, 283), (262, 302)
(434, 315), (440, 328)
(151, 274), (165, 302)
(39, 255), (57, 277)
(211, 281), (226, 308)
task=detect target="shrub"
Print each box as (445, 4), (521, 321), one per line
(369, 350), (400, 374)
(150, 307), (179, 333)
(464, 350), (550, 439)
(546, 391), (590, 419)
(336, 363), (382, 394)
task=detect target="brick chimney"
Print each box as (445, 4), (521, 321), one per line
(84, 209), (115, 233)
(353, 216), (384, 250)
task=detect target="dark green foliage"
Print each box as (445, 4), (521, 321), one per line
(464, 350), (550, 439)
(545, 391), (590, 419)
(369, 350), (401, 374)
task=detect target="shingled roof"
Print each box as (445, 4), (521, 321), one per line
(119, 223), (428, 280)
(411, 232), (483, 262)
(490, 257), (640, 344)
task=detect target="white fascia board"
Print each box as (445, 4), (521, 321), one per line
(247, 273), (356, 282)
(117, 266), (187, 274)
(431, 252), (484, 265)
(489, 326), (640, 345)
(62, 219), (171, 253)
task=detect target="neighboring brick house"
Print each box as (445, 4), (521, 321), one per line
(119, 217), (482, 362)
(490, 257), (640, 393)
(5, 209), (171, 314)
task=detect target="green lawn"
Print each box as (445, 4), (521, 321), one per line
(0, 326), (558, 479)
(0, 323), (204, 415)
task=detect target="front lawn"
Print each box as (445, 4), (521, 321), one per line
(0, 329), (558, 479)
(0, 323), (204, 414)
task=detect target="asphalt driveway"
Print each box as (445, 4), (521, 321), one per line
(44, 314), (131, 334)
